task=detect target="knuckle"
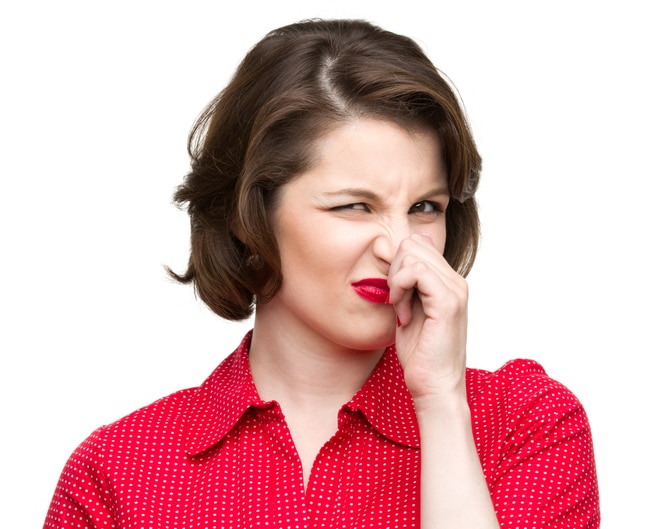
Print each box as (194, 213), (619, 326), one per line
(398, 237), (416, 253)
(401, 254), (417, 268)
(413, 261), (428, 274)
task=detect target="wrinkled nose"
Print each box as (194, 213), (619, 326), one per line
(372, 217), (412, 266)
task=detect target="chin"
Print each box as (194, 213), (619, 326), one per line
(322, 311), (396, 351)
(341, 328), (396, 352)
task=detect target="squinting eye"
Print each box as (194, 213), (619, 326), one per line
(409, 201), (442, 214)
(332, 203), (370, 212)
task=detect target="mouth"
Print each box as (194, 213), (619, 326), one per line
(351, 278), (390, 304)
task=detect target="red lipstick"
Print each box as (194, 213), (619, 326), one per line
(352, 278), (390, 304)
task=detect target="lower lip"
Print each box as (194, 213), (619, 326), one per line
(352, 282), (390, 304)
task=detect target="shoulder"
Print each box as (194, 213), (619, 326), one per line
(467, 357), (551, 386)
(466, 359), (593, 459)
(45, 339), (257, 526)
(466, 360), (600, 525)
(72, 386), (197, 465)
(49, 384), (199, 519)
(467, 358), (583, 413)
(72, 344), (252, 464)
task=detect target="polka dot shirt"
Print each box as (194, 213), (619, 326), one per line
(44, 332), (599, 528)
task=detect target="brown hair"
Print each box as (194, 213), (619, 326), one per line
(170, 19), (482, 321)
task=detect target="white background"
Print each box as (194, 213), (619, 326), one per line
(1, 1), (659, 527)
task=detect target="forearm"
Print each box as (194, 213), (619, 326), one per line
(415, 393), (500, 529)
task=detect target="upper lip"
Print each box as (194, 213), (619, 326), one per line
(352, 278), (389, 289)
(351, 278), (390, 304)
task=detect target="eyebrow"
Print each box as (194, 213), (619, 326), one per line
(323, 188), (381, 201)
(322, 186), (450, 201)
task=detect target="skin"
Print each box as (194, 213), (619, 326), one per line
(248, 118), (500, 528)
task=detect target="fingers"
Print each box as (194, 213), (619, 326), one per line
(388, 234), (467, 326)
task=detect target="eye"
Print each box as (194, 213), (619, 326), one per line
(408, 200), (443, 214)
(331, 203), (371, 212)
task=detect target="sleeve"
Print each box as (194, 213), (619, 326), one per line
(474, 361), (600, 528)
(43, 428), (118, 529)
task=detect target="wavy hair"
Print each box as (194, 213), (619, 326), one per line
(170, 19), (482, 320)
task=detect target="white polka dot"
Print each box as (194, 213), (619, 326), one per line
(44, 332), (599, 527)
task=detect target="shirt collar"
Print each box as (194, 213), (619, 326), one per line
(183, 331), (270, 456)
(344, 345), (420, 449)
(183, 334), (420, 456)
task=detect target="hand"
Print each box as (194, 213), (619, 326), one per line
(388, 234), (469, 402)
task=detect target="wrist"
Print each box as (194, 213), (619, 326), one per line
(412, 385), (469, 417)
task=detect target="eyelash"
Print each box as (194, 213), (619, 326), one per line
(332, 200), (444, 214)
(409, 201), (444, 214)
(331, 203), (369, 212)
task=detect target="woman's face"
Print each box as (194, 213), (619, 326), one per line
(261, 118), (449, 353)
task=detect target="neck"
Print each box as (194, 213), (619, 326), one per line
(248, 306), (384, 413)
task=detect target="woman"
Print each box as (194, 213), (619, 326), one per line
(44, 19), (600, 528)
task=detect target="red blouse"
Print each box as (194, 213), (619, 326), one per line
(44, 332), (599, 528)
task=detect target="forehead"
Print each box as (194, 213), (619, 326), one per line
(298, 118), (446, 190)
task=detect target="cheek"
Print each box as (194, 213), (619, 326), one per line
(277, 220), (348, 277)
(302, 230), (364, 275)
(437, 230), (447, 254)
(437, 216), (448, 250)
(419, 222), (447, 253)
